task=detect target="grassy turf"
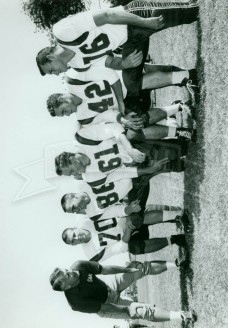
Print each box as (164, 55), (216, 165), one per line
(136, 1), (228, 327)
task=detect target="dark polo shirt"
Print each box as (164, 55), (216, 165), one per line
(64, 260), (108, 313)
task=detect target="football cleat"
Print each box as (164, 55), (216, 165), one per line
(175, 210), (191, 233)
(171, 234), (187, 248)
(177, 128), (193, 141)
(178, 102), (192, 117)
(175, 257), (188, 269)
(181, 310), (198, 324)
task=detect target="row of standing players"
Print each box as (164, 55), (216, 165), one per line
(35, 1), (199, 325)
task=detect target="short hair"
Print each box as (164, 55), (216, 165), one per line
(55, 152), (75, 175)
(36, 46), (56, 76)
(47, 93), (63, 117)
(49, 268), (63, 291)
(61, 194), (68, 212)
(62, 228), (71, 244)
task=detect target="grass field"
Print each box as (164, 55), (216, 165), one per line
(135, 1), (228, 328)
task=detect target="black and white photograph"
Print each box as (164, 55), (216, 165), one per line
(1, 0), (228, 328)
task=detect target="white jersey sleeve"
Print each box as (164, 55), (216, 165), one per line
(53, 12), (96, 42)
(105, 166), (138, 183)
(76, 122), (125, 142)
(54, 7), (127, 69)
(79, 217), (128, 261)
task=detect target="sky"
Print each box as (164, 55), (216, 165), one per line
(0, 0), (127, 327)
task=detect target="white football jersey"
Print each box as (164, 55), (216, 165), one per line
(53, 7), (127, 70)
(65, 69), (127, 126)
(79, 217), (127, 261)
(75, 123), (137, 185)
(85, 178), (132, 220)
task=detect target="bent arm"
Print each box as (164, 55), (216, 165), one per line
(93, 9), (160, 29)
(101, 264), (137, 275)
(110, 79), (125, 114)
(118, 133), (145, 163)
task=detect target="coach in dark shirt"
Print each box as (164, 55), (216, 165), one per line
(49, 260), (196, 323)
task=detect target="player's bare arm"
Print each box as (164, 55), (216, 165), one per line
(93, 10), (165, 30)
(101, 264), (139, 275)
(122, 217), (136, 244)
(105, 51), (143, 70)
(118, 133), (145, 163)
(110, 79), (125, 114)
(124, 200), (141, 215)
(137, 158), (171, 176)
(122, 112), (144, 130)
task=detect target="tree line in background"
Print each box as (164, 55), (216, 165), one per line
(23, 0), (132, 31)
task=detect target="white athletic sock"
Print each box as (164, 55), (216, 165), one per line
(167, 126), (176, 138)
(166, 237), (171, 246)
(161, 104), (180, 117)
(171, 71), (189, 84)
(163, 210), (182, 222)
(166, 262), (177, 270)
(170, 311), (183, 321)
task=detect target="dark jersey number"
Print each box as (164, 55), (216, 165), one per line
(85, 81), (112, 99)
(97, 192), (119, 209)
(94, 218), (117, 232)
(92, 182), (115, 195)
(98, 232), (121, 246)
(94, 144), (121, 173)
(88, 98), (114, 113)
(80, 33), (110, 54)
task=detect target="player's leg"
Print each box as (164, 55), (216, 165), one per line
(142, 68), (198, 91)
(98, 303), (197, 323)
(124, 0), (199, 27)
(143, 209), (182, 225)
(126, 124), (194, 143)
(129, 302), (197, 323)
(145, 204), (182, 211)
(148, 102), (186, 124)
(128, 227), (187, 255)
(114, 260), (181, 294)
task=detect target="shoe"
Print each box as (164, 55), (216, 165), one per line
(180, 69), (199, 103)
(171, 234), (187, 247)
(176, 128), (193, 141)
(176, 210), (191, 233)
(179, 102), (192, 117)
(175, 257), (188, 268)
(181, 310), (198, 324)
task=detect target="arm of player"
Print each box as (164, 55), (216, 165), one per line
(138, 158), (170, 175)
(93, 10), (165, 30)
(122, 218), (136, 243)
(105, 51), (143, 70)
(101, 264), (139, 275)
(100, 201), (140, 221)
(118, 133), (145, 163)
(110, 79), (125, 114)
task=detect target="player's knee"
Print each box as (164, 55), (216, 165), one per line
(126, 129), (146, 143)
(129, 240), (145, 255)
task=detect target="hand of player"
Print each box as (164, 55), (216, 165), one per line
(122, 50), (143, 69)
(125, 217), (137, 231)
(125, 199), (141, 215)
(129, 148), (146, 163)
(149, 158), (170, 172)
(124, 112), (144, 130)
(145, 15), (165, 30)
